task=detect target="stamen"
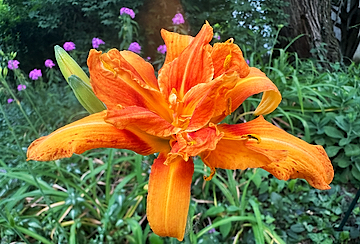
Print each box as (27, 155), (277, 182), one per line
(223, 53), (232, 70)
(203, 167), (216, 181)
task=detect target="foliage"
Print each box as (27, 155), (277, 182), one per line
(1, 1), (360, 243)
(181, 0), (289, 54)
(0, 0), (145, 71)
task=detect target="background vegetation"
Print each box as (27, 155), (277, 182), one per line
(1, 0), (360, 243)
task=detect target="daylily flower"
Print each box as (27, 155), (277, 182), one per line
(27, 23), (333, 241)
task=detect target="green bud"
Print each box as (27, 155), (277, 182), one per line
(54, 45), (91, 86)
(2, 67), (8, 78)
(68, 75), (106, 114)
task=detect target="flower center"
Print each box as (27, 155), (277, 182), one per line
(168, 88), (191, 130)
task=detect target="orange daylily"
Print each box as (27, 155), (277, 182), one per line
(27, 23), (333, 241)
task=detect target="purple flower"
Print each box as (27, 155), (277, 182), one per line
(214, 33), (221, 40)
(92, 37), (105, 49)
(45, 59), (55, 68)
(246, 59), (250, 65)
(29, 69), (42, 80)
(120, 7), (135, 19)
(172, 13), (185, 25)
(7, 98), (14, 104)
(208, 228), (216, 234)
(146, 57), (151, 61)
(17, 84), (26, 91)
(157, 44), (167, 54)
(63, 42), (76, 51)
(128, 42), (141, 54)
(8, 60), (20, 70)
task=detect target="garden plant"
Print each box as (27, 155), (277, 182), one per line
(1, 1), (360, 244)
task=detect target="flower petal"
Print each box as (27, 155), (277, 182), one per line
(215, 116), (333, 190)
(182, 73), (239, 131)
(158, 23), (214, 99)
(211, 41), (250, 78)
(88, 49), (170, 120)
(147, 153), (194, 241)
(211, 67), (282, 123)
(105, 106), (180, 138)
(27, 111), (170, 161)
(167, 123), (224, 164)
(161, 29), (194, 65)
(120, 50), (159, 89)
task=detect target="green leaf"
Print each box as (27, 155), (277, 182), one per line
(344, 144), (360, 157)
(149, 233), (164, 244)
(325, 146), (341, 157)
(219, 221), (231, 238)
(324, 126), (344, 139)
(351, 162), (360, 181)
(204, 206), (225, 217)
(290, 223), (305, 233)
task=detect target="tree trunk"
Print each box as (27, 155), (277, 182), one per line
(279, 0), (341, 63)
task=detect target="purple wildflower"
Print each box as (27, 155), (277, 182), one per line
(8, 60), (20, 70)
(246, 59), (250, 65)
(146, 57), (151, 61)
(208, 228), (216, 234)
(7, 98), (14, 104)
(120, 7), (135, 19)
(214, 33), (221, 40)
(157, 44), (167, 54)
(63, 42), (76, 51)
(45, 59), (55, 68)
(172, 13), (185, 25)
(17, 84), (26, 91)
(29, 69), (42, 80)
(128, 42), (141, 54)
(92, 37), (105, 49)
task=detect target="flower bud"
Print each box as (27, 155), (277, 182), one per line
(68, 75), (106, 114)
(54, 45), (91, 86)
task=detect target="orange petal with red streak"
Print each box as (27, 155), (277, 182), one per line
(182, 73), (239, 131)
(217, 116), (334, 190)
(88, 49), (170, 120)
(27, 111), (170, 161)
(211, 41), (250, 78)
(212, 67), (281, 123)
(161, 29), (194, 65)
(158, 23), (214, 99)
(167, 124), (223, 164)
(105, 106), (180, 138)
(147, 153), (194, 241)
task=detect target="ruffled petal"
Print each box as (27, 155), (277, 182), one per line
(105, 106), (180, 138)
(27, 111), (170, 161)
(182, 73), (239, 131)
(215, 116), (333, 190)
(158, 23), (214, 99)
(147, 153), (194, 241)
(161, 29), (194, 65)
(211, 67), (281, 123)
(211, 41), (250, 78)
(88, 49), (170, 120)
(166, 124), (223, 164)
(120, 50), (159, 89)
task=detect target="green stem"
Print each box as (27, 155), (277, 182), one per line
(0, 77), (39, 136)
(106, 149), (114, 202)
(0, 102), (25, 160)
(23, 88), (47, 126)
(0, 210), (31, 244)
